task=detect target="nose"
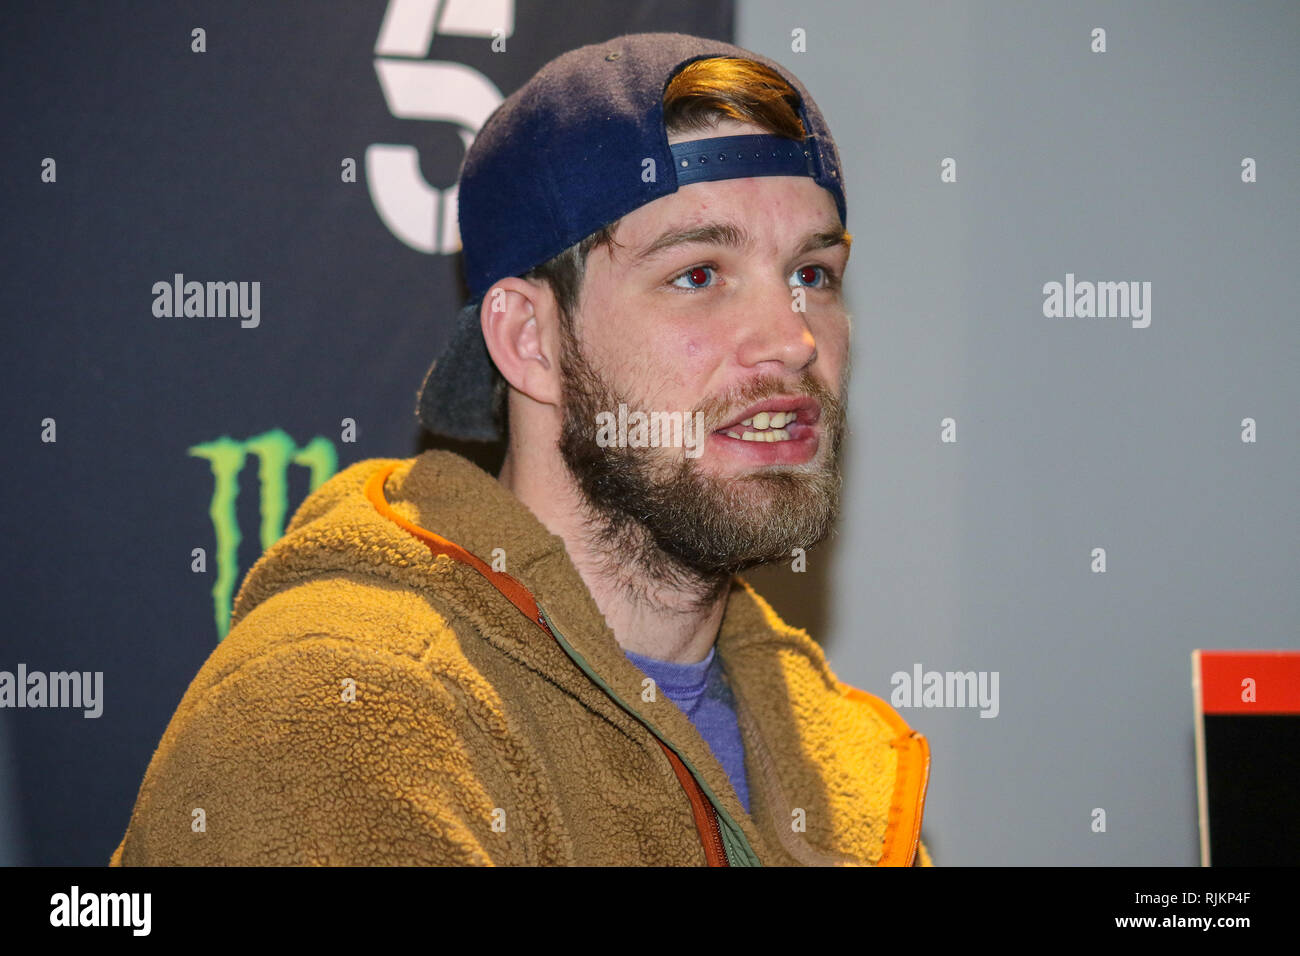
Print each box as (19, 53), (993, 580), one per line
(733, 278), (819, 373)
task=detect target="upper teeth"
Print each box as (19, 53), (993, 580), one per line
(725, 410), (797, 442)
(741, 411), (793, 429)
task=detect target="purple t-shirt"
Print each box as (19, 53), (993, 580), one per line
(624, 645), (751, 814)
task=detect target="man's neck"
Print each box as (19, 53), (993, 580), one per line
(498, 446), (728, 665)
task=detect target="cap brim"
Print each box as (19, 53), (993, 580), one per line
(416, 299), (503, 442)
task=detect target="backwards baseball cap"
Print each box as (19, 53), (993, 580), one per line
(417, 32), (847, 442)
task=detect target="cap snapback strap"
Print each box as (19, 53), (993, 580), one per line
(670, 133), (818, 187)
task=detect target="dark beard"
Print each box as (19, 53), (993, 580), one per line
(556, 320), (846, 603)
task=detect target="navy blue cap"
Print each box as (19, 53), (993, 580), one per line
(417, 32), (847, 442)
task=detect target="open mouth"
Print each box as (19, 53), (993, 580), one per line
(713, 398), (821, 443)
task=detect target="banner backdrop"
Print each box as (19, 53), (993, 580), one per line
(1, 1), (733, 866)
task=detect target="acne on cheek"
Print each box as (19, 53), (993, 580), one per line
(654, 340), (707, 394)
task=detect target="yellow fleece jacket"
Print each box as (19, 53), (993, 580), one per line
(111, 450), (932, 866)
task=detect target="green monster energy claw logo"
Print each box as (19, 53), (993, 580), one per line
(188, 429), (338, 641)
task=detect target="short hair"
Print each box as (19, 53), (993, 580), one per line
(490, 56), (808, 429)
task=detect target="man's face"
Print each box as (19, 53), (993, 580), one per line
(556, 120), (851, 580)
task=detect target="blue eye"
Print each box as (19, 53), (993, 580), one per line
(672, 265), (716, 289)
(790, 265), (826, 287)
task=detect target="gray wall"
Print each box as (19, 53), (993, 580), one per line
(739, 0), (1299, 864)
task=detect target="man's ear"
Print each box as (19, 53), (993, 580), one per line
(480, 276), (563, 409)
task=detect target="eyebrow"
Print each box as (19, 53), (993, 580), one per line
(799, 228), (853, 256)
(629, 220), (852, 264)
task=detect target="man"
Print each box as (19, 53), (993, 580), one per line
(112, 33), (932, 866)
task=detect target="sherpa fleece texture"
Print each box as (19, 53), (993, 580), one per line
(111, 451), (932, 866)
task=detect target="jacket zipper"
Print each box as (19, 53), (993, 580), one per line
(537, 609), (735, 866)
(704, 805), (727, 865)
